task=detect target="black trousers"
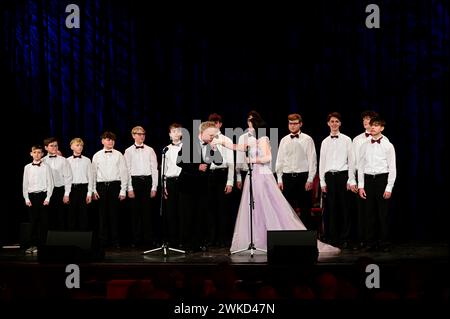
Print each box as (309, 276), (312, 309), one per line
(179, 185), (208, 251)
(130, 176), (154, 245)
(96, 181), (121, 246)
(164, 177), (181, 246)
(68, 184), (89, 231)
(49, 186), (67, 230)
(282, 172), (313, 229)
(354, 171), (367, 244)
(323, 171), (351, 244)
(207, 169), (231, 246)
(364, 173), (390, 245)
(28, 192), (49, 246)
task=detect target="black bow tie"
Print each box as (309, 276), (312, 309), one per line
(202, 142), (208, 146)
(49, 155), (57, 158)
(73, 155), (82, 159)
(32, 162), (41, 166)
(330, 135), (338, 139)
(172, 143), (181, 146)
(371, 137), (382, 144)
(365, 132), (371, 137)
(105, 150), (113, 153)
(290, 134), (299, 139)
(135, 145), (144, 149)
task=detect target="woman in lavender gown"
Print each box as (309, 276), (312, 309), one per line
(219, 115), (340, 254)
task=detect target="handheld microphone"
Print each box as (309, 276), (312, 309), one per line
(162, 146), (169, 154)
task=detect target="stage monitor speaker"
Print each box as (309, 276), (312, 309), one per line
(267, 230), (318, 265)
(38, 231), (104, 263)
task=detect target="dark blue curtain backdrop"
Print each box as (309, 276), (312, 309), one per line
(0, 0), (448, 242)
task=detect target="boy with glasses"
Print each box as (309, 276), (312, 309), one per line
(275, 113), (317, 229)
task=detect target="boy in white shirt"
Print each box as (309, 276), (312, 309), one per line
(67, 138), (93, 231)
(92, 131), (128, 248)
(124, 126), (158, 247)
(22, 144), (54, 253)
(358, 117), (396, 252)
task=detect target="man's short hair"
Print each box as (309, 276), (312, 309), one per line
(361, 110), (379, 120)
(31, 144), (43, 152)
(370, 117), (386, 127)
(168, 123), (182, 131)
(208, 113), (222, 123)
(199, 121), (217, 133)
(43, 137), (58, 146)
(288, 113), (302, 122)
(101, 131), (116, 140)
(131, 126), (146, 135)
(70, 137), (84, 146)
(327, 112), (342, 122)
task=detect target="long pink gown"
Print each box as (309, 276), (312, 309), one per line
(230, 137), (340, 254)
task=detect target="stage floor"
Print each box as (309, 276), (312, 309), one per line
(0, 241), (447, 301)
(0, 241), (447, 265)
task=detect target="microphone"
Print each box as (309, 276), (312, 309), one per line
(162, 146), (169, 154)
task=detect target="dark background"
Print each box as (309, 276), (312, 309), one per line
(0, 0), (448, 243)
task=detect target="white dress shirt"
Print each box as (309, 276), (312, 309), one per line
(92, 149), (128, 196)
(124, 144), (159, 191)
(275, 132), (317, 183)
(319, 133), (356, 187)
(358, 135), (396, 192)
(163, 142), (183, 179)
(211, 132), (234, 186)
(23, 162), (54, 203)
(67, 155), (94, 196)
(353, 132), (390, 181)
(42, 154), (73, 196)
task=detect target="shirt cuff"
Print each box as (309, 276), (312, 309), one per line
(277, 174), (283, 183)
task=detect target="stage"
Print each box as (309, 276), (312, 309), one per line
(0, 241), (447, 301)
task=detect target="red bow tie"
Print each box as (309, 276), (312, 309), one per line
(371, 137), (382, 144)
(290, 134), (299, 139)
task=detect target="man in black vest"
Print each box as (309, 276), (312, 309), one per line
(177, 121), (223, 252)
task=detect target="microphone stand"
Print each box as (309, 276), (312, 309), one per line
(142, 146), (185, 256)
(231, 145), (266, 257)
